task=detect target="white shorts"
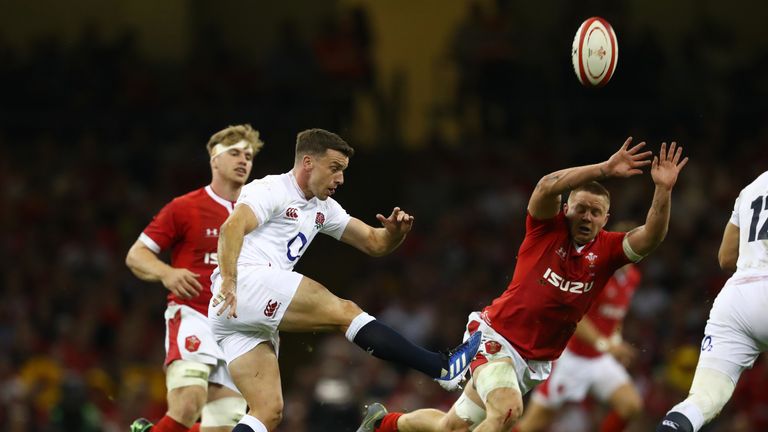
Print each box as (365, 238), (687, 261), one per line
(209, 266), (303, 364)
(698, 274), (768, 382)
(531, 348), (630, 408)
(464, 312), (551, 395)
(164, 304), (237, 392)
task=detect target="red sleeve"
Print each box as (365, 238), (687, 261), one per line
(525, 210), (566, 238)
(602, 230), (632, 268)
(141, 199), (181, 252)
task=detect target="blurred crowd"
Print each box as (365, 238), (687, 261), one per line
(2, 1), (768, 431)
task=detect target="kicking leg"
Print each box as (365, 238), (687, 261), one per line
(280, 276), (479, 383)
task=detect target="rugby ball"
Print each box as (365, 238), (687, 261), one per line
(571, 17), (618, 87)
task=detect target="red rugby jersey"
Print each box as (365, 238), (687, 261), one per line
(567, 264), (642, 357)
(482, 211), (633, 360)
(140, 186), (234, 315)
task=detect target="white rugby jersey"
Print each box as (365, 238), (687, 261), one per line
(729, 170), (768, 274)
(228, 171), (351, 271)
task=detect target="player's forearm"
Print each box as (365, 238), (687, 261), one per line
(217, 220), (245, 281)
(535, 162), (609, 197)
(125, 246), (173, 282)
(369, 228), (406, 257)
(641, 185), (672, 248)
(574, 317), (604, 346)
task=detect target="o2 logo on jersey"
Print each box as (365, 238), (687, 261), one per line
(542, 268), (594, 294)
(287, 232), (308, 261)
(701, 335), (714, 352)
(204, 252), (218, 265)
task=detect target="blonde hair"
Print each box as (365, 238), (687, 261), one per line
(206, 124), (264, 156)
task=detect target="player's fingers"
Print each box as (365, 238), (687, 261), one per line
(621, 136), (632, 150)
(652, 156), (659, 169)
(631, 150), (652, 161)
(181, 279), (200, 295)
(659, 142), (667, 161)
(376, 213), (387, 225)
(214, 289), (229, 307)
(678, 156), (690, 170)
(627, 140), (645, 154)
(392, 207), (401, 215)
(186, 275), (203, 290)
(667, 142), (677, 160)
(672, 145), (683, 164)
(228, 299), (238, 319)
(176, 282), (194, 299)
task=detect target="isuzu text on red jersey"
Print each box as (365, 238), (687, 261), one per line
(482, 211), (635, 360)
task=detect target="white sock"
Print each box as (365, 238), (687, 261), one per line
(345, 312), (376, 342)
(238, 414), (268, 432)
(669, 400), (705, 432)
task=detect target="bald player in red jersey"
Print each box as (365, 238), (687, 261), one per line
(357, 138), (688, 432)
(126, 125), (263, 432)
(516, 260), (643, 432)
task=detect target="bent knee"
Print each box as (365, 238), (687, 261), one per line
(250, 398), (284, 429)
(486, 388), (524, 425)
(617, 394), (643, 419)
(339, 299), (363, 321)
(169, 398), (205, 424)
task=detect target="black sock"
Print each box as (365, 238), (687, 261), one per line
(656, 412), (694, 432)
(352, 319), (446, 378)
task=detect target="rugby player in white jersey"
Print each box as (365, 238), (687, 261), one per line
(657, 170), (768, 432)
(209, 128), (482, 432)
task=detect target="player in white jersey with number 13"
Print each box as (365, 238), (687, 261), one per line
(657, 170), (768, 432)
(209, 128), (481, 432)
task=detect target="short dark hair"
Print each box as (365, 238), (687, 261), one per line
(570, 181), (611, 203)
(295, 129), (355, 161)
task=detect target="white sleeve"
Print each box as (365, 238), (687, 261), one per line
(729, 194), (741, 227)
(237, 180), (282, 225)
(320, 198), (352, 240)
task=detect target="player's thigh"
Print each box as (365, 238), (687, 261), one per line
(515, 399), (557, 432)
(704, 281), (768, 368)
(279, 275), (362, 332)
(472, 359), (524, 424)
(228, 342), (283, 420)
(589, 355), (632, 404)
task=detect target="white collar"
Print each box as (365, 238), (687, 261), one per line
(205, 185), (234, 213)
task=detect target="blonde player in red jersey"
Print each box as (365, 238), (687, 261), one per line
(516, 241), (644, 432)
(125, 125), (263, 432)
(358, 138), (688, 432)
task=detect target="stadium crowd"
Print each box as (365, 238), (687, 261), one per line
(2, 2), (768, 431)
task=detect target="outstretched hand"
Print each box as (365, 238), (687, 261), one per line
(376, 207), (414, 237)
(603, 137), (653, 178)
(651, 142), (688, 190)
